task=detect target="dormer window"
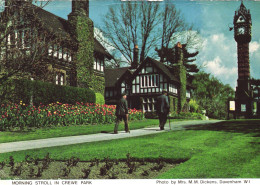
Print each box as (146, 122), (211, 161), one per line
(94, 57), (104, 72)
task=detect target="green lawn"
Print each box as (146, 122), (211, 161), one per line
(0, 119), (159, 143)
(1, 119), (259, 178)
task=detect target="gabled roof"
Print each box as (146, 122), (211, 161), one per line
(32, 4), (71, 39)
(105, 57), (194, 89)
(131, 57), (180, 84)
(147, 57), (180, 82)
(104, 67), (131, 88)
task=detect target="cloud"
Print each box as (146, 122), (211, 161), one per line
(250, 41), (260, 53)
(197, 32), (238, 88)
(203, 56), (237, 79)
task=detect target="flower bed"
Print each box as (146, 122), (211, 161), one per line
(0, 102), (144, 131)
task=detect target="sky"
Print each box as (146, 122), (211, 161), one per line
(31, 0), (260, 89)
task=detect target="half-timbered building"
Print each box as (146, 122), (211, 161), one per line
(105, 43), (193, 114)
(0, 0), (111, 93)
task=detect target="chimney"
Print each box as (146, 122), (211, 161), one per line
(132, 45), (139, 69)
(175, 42), (183, 64)
(71, 0), (89, 17)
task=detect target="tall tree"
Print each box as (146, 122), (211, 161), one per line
(192, 72), (235, 119)
(97, 1), (195, 66)
(0, 0), (55, 84)
(156, 44), (199, 74)
(0, 0), (74, 102)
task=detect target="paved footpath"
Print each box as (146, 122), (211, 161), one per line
(0, 120), (222, 154)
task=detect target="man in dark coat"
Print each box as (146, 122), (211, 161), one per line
(114, 93), (129, 134)
(156, 89), (170, 130)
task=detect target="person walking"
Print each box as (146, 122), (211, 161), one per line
(114, 93), (130, 134)
(156, 89), (170, 130)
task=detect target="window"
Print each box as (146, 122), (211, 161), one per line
(58, 47), (63, 59)
(94, 57), (104, 72)
(24, 29), (30, 48)
(169, 84), (177, 94)
(142, 97), (156, 112)
(93, 58), (97, 70)
(186, 89), (191, 98)
(68, 51), (72, 62)
(48, 45), (53, 56)
(63, 49), (68, 61)
(53, 45), (58, 58)
(10, 32), (16, 46)
(140, 74), (159, 88)
(56, 73), (65, 86)
(18, 30), (23, 48)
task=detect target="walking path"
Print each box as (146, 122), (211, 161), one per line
(0, 120), (222, 154)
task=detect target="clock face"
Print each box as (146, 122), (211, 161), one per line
(238, 27), (245, 35)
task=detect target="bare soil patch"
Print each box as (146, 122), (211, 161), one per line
(0, 155), (183, 179)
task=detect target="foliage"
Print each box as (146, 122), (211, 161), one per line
(156, 44), (199, 74)
(69, 13), (96, 89)
(2, 120), (259, 178)
(144, 111), (204, 120)
(144, 112), (158, 119)
(189, 99), (200, 113)
(178, 64), (187, 111)
(0, 102), (144, 131)
(0, 154), (174, 179)
(95, 93), (105, 105)
(0, 1), (71, 85)
(4, 79), (96, 106)
(192, 72), (235, 119)
(0, 119), (158, 143)
(170, 112), (205, 120)
(169, 95), (178, 114)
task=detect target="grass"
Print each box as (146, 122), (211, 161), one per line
(0, 119), (259, 178)
(0, 119), (159, 143)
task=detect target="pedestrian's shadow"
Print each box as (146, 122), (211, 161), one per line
(100, 131), (111, 134)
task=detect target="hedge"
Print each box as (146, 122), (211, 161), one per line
(4, 79), (96, 106)
(95, 92), (105, 105)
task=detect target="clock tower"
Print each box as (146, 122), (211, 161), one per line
(233, 1), (253, 118)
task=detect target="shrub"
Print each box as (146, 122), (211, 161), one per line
(189, 99), (200, 113)
(170, 112), (205, 120)
(144, 112), (158, 119)
(95, 93), (105, 105)
(2, 79), (96, 106)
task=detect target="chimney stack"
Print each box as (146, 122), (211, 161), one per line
(71, 0), (89, 17)
(175, 42), (183, 64)
(132, 45), (139, 69)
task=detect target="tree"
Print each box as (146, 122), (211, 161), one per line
(0, 0), (56, 84)
(0, 0), (73, 101)
(192, 72), (235, 119)
(156, 44), (199, 74)
(97, 1), (196, 66)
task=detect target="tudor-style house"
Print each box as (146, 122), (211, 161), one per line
(105, 43), (193, 114)
(0, 0), (111, 93)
